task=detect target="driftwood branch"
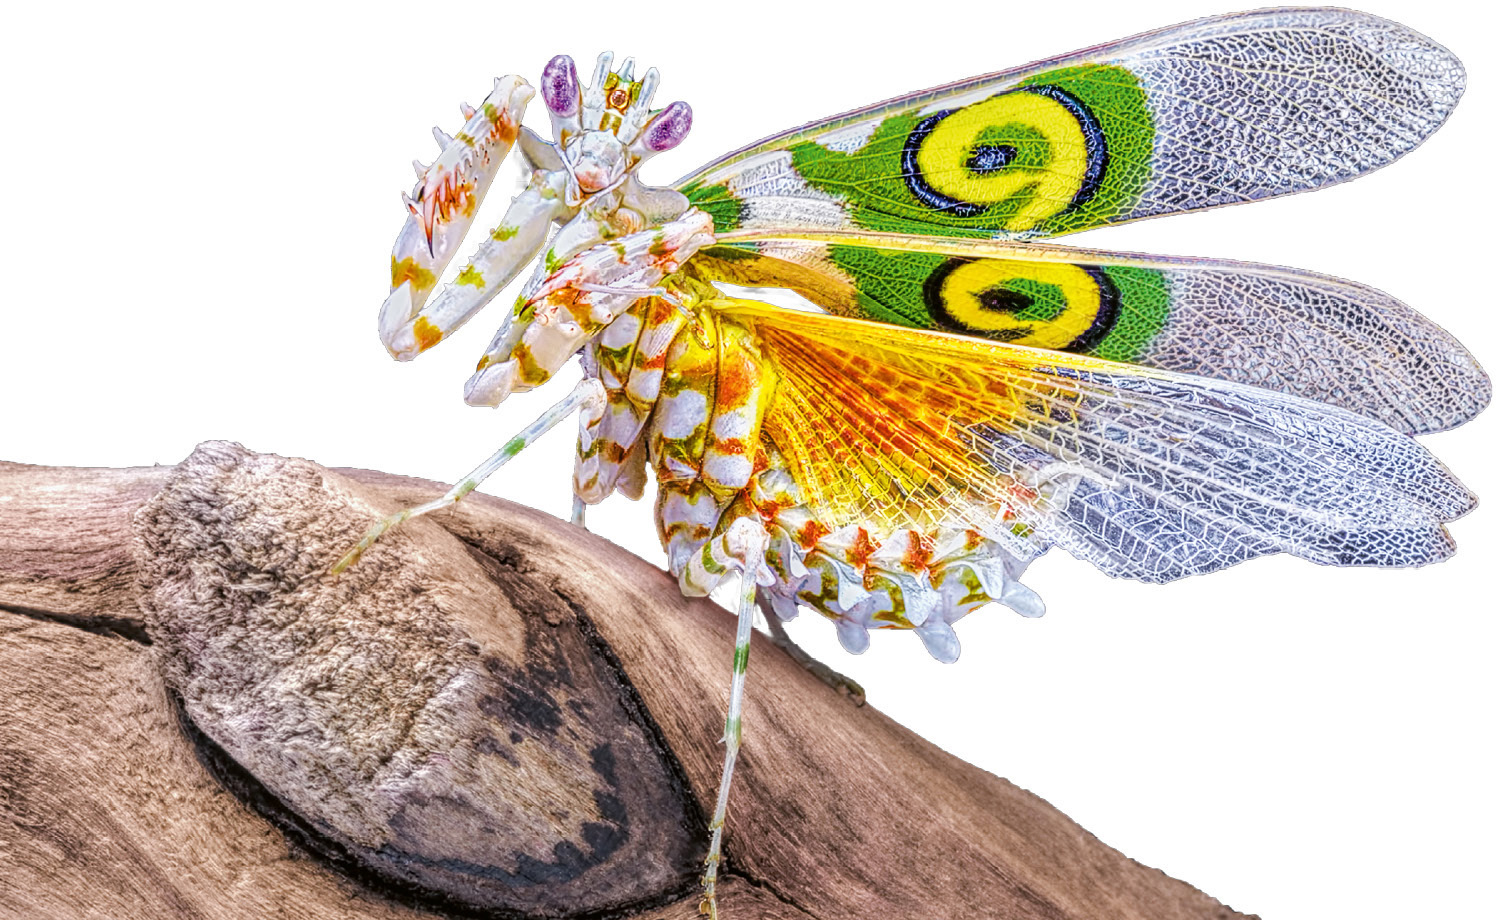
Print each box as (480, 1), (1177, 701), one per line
(0, 443), (1256, 919)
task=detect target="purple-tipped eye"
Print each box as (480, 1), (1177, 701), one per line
(641, 101), (692, 153)
(541, 55), (580, 117)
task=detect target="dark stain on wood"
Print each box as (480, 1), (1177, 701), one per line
(0, 453), (1263, 920)
(0, 600), (152, 645)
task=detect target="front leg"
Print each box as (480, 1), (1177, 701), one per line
(461, 208), (718, 409)
(379, 77), (534, 350)
(331, 377), (607, 573)
(380, 168), (569, 360)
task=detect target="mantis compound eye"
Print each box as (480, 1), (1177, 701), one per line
(541, 54), (580, 117)
(640, 101), (692, 153)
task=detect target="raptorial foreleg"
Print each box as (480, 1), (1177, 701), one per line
(381, 169), (569, 360)
(379, 77), (534, 356)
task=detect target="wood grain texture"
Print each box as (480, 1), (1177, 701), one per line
(0, 446), (1256, 920)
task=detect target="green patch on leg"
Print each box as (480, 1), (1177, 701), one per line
(490, 225), (518, 242)
(733, 642), (750, 674)
(698, 537), (726, 575)
(455, 264), (485, 287)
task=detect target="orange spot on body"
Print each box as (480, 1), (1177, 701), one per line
(712, 438), (747, 455)
(756, 498), (783, 525)
(847, 528), (879, 570)
(902, 530), (936, 572)
(412, 316), (444, 353)
(796, 519), (830, 550)
(965, 530), (983, 551)
(645, 298), (671, 320)
(716, 359), (758, 410)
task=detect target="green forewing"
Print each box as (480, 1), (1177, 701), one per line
(815, 244), (1168, 363)
(676, 9), (1464, 239)
(773, 65), (1152, 238)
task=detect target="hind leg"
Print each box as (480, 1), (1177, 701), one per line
(678, 517), (771, 920)
(759, 600), (866, 706)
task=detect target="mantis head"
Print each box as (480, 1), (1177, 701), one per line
(540, 52), (693, 207)
(377, 53), (694, 367)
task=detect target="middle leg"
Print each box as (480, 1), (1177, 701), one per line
(332, 376), (606, 573)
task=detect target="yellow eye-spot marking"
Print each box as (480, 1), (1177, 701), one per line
(926, 258), (1117, 350)
(904, 86), (1105, 232)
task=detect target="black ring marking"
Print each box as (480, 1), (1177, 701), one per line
(920, 257), (1122, 351)
(900, 84), (1109, 222)
(902, 109), (983, 217)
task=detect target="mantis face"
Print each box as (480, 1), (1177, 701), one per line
(377, 53), (693, 368)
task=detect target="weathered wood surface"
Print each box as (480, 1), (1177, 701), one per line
(0, 445), (1256, 919)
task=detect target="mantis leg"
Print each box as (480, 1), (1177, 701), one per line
(332, 377), (605, 573)
(692, 518), (771, 920)
(760, 599), (866, 706)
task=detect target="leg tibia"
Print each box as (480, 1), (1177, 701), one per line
(697, 518), (769, 920)
(332, 377), (605, 573)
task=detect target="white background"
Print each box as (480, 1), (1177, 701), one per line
(1, 2), (1491, 918)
